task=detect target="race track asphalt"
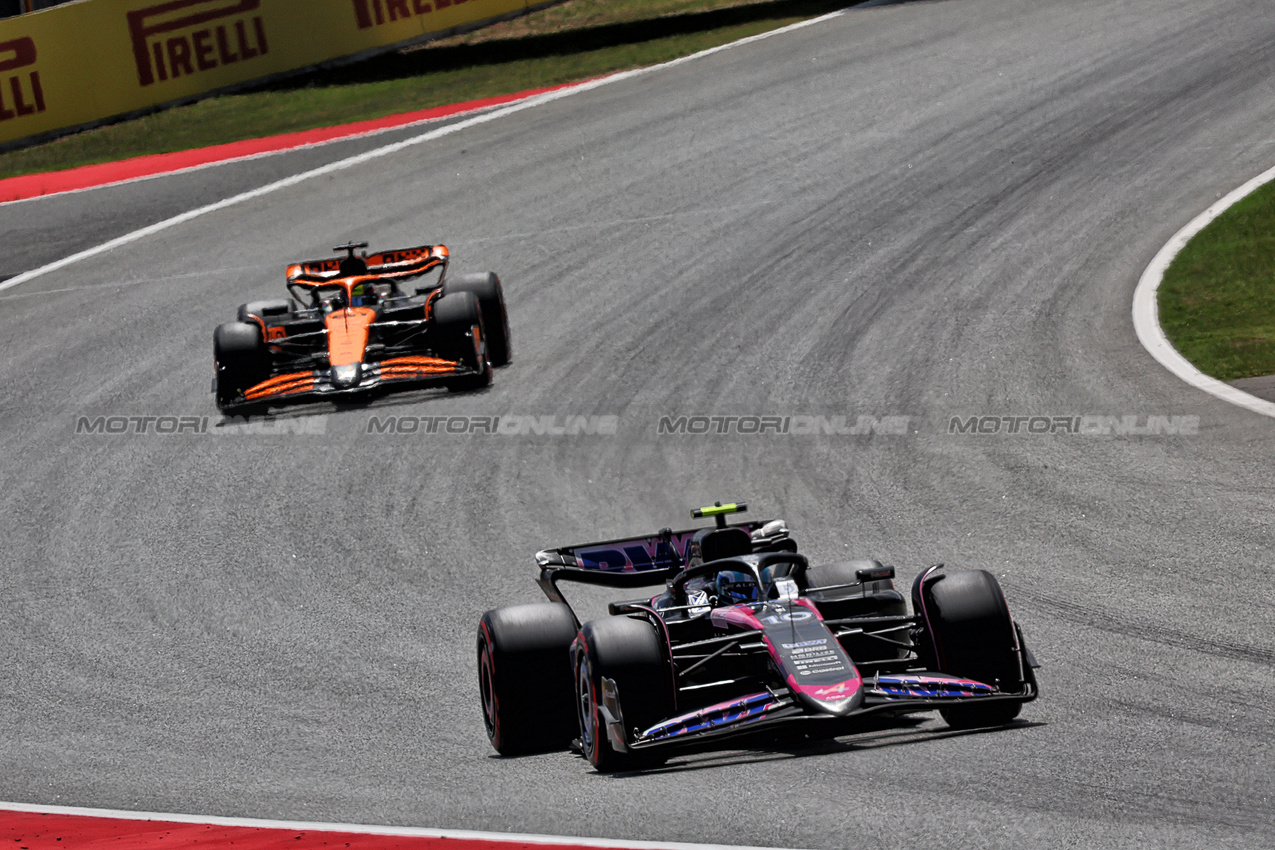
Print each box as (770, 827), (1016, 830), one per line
(1, 0), (1272, 847)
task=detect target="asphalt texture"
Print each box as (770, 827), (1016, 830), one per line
(1, 0), (1273, 847)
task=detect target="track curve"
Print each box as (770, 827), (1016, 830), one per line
(1133, 162), (1275, 418)
(1, 1), (1273, 848)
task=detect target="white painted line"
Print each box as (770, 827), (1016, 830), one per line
(0, 9), (846, 296)
(1132, 163), (1275, 418)
(0, 801), (806, 850)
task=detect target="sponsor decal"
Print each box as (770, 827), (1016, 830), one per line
(0, 37), (46, 123)
(373, 247), (433, 265)
(295, 259), (342, 277)
(781, 638), (828, 649)
(642, 692), (775, 740)
(686, 589), (711, 618)
(770, 618), (850, 680)
(128, 0), (269, 88)
(576, 531), (696, 573)
(872, 674), (993, 697)
(811, 681), (856, 701)
(352, 0), (472, 30)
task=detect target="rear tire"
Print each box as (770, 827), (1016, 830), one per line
(918, 569), (1025, 729)
(574, 616), (673, 772)
(445, 272), (511, 367)
(477, 603), (578, 755)
(213, 321), (268, 413)
(432, 291), (492, 391)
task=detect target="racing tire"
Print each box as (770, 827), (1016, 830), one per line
(213, 321), (268, 414)
(917, 569), (1025, 729)
(236, 299), (292, 323)
(445, 272), (511, 367)
(432, 291), (492, 392)
(477, 603), (578, 756)
(574, 616), (673, 772)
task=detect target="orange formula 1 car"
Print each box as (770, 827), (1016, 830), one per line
(213, 241), (510, 414)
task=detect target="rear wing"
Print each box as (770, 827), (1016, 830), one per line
(533, 520), (774, 603)
(285, 244), (449, 284)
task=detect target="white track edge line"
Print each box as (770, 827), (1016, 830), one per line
(1131, 162), (1275, 419)
(0, 801), (808, 850)
(0, 8), (846, 296)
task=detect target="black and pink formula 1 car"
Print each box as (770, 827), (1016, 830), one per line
(477, 502), (1040, 771)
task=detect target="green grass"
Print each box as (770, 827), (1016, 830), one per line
(0, 0), (851, 179)
(1159, 182), (1275, 380)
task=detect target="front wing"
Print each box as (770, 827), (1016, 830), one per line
(595, 671), (1039, 756)
(228, 354), (477, 409)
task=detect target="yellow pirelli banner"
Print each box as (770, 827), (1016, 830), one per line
(0, 0), (552, 147)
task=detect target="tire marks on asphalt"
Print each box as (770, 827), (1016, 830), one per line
(1012, 587), (1274, 667)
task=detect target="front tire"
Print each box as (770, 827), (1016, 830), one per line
(917, 569), (1025, 729)
(445, 272), (511, 367)
(477, 603), (578, 755)
(213, 321), (268, 413)
(432, 291), (492, 391)
(573, 616), (673, 772)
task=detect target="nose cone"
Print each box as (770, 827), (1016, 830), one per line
(331, 362), (362, 388)
(797, 679), (864, 716)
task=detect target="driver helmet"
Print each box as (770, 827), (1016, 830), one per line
(351, 281), (379, 307)
(715, 570), (758, 604)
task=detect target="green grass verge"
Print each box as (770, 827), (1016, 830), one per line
(0, 0), (851, 180)
(1158, 180), (1275, 381)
